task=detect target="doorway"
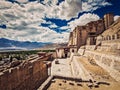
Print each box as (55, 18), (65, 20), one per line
(65, 53), (67, 58)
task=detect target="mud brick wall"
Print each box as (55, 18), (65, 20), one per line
(0, 60), (48, 90)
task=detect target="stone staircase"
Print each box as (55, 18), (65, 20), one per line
(77, 39), (120, 82)
(96, 39), (120, 56)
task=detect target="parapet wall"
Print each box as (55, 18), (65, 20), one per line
(0, 58), (48, 90)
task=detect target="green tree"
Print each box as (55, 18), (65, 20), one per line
(10, 56), (13, 62)
(0, 56), (2, 61)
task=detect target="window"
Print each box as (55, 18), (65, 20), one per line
(117, 34), (120, 39)
(112, 35), (115, 40)
(72, 49), (74, 52)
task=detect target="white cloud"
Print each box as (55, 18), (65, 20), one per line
(114, 15), (120, 21)
(0, 0), (111, 43)
(59, 26), (70, 30)
(0, 0), (12, 9)
(42, 0), (58, 5)
(35, 0), (82, 20)
(49, 24), (58, 28)
(68, 13), (100, 30)
(82, 0), (111, 12)
(57, 0), (82, 20)
(14, 0), (28, 3)
(0, 26), (69, 43)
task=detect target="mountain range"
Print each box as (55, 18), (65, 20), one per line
(0, 38), (51, 50)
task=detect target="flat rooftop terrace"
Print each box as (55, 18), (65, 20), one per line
(38, 58), (120, 90)
(38, 76), (120, 90)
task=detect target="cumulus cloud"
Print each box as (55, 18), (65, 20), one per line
(59, 26), (70, 30)
(16, 0), (28, 3)
(49, 24), (58, 28)
(82, 0), (111, 12)
(0, 0), (12, 9)
(68, 13), (100, 30)
(56, 0), (82, 20)
(0, 25), (69, 43)
(0, 0), (111, 43)
(114, 15), (120, 21)
(42, 0), (58, 5)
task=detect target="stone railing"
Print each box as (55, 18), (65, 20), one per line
(102, 34), (120, 41)
(95, 34), (120, 51)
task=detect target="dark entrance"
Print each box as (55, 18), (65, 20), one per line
(64, 48), (69, 58)
(72, 49), (74, 52)
(65, 53), (67, 58)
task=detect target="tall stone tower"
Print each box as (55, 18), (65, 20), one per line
(104, 13), (114, 29)
(68, 32), (73, 46)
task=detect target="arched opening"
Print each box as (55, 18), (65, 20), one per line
(109, 36), (111, 40)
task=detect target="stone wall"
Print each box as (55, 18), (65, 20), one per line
(104, 13), (114, 29)
(68, 13), (114, 49)
(96, 34), (120, 52)
(56, 47), (77, 58)
(77, 33), (120, 81)
(56, 48), (65, 58)
(68, 32), (73, 46)
(0, 58), (48, 90)
(78, 48), (120, 82)
(70, 53), (93, 80)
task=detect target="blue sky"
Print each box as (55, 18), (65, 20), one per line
(0, 0), (120, 43)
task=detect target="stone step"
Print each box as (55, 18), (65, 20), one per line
(101, 40), (120, 50)
(71, 56), (93, 80)
(96, 45), (120, 52)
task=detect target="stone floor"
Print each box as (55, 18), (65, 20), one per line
(51, 58), (72, 77)
(37, 57), (120, 90)
(47, 78), (120, 90)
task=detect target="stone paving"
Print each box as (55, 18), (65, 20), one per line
(38, 57), (120, 90)
(51, 58), (72, 77)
